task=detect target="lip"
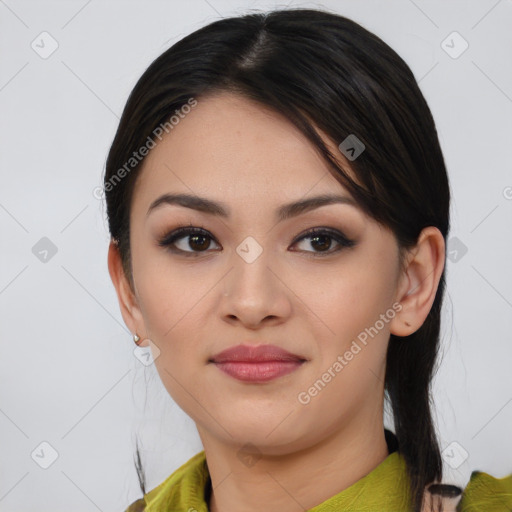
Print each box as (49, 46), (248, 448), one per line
(209, 344), (307, 383)
(210, 344), (306, 363)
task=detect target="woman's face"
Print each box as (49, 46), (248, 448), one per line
(123, 92), (408, 454)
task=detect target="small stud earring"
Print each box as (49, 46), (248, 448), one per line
(133, 333), (141, 344)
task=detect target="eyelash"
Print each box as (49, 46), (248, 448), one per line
(157, 225), (356, 257)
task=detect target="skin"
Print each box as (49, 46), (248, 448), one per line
(108, 91), (445, 512)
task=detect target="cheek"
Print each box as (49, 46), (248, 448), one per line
(296, 257), (397, 346)
(134, 263), (209, 413)
(132, 242), (207, 335)
(131, 248), (219, 379)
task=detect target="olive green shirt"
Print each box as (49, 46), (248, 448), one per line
(125, 449), (512, 512)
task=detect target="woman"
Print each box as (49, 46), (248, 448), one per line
(104, 8), (511, 512)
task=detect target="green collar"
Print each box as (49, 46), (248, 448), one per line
(130, 448), (512, 512)
(141, 449), (414, 511)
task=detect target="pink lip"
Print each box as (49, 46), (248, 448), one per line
(209, 344), (306, 382)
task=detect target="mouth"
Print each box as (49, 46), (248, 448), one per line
(209, 343), (307, 382)
(211, 360), (305, 382)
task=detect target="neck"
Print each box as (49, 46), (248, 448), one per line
(198, 420), (389, 512)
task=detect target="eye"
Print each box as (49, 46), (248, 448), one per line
(157, 226), (220, 255)
(158, 226), (355, 257)
(290, 227), (356, 256)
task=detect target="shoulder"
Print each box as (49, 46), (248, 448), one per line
(124, 497), (146, 512)
(457, 469), (512, 510)
(423, 469), (512, 512)
(123, 451), (209, 512)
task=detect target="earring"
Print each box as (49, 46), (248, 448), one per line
(133, 333), (141, 345)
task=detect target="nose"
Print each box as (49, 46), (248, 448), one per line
(219, 241), (292, 329)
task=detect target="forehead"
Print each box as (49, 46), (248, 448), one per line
(132, 92), (354, 212)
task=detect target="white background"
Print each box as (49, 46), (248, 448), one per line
(0, 0), (511, 510)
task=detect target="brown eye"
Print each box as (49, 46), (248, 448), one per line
(291, 228), (356, 256)
(158, 227), (220, 255)
(307, 234), (332, 252)
(186, 233), (211, 251)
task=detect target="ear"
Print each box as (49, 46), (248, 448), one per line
(107, 240), (149, 347)
(390, 227), (445, 337)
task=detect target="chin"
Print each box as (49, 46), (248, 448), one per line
(216, 416), (309, 451)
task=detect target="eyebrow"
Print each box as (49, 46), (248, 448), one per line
(146, 192), (358, 222)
